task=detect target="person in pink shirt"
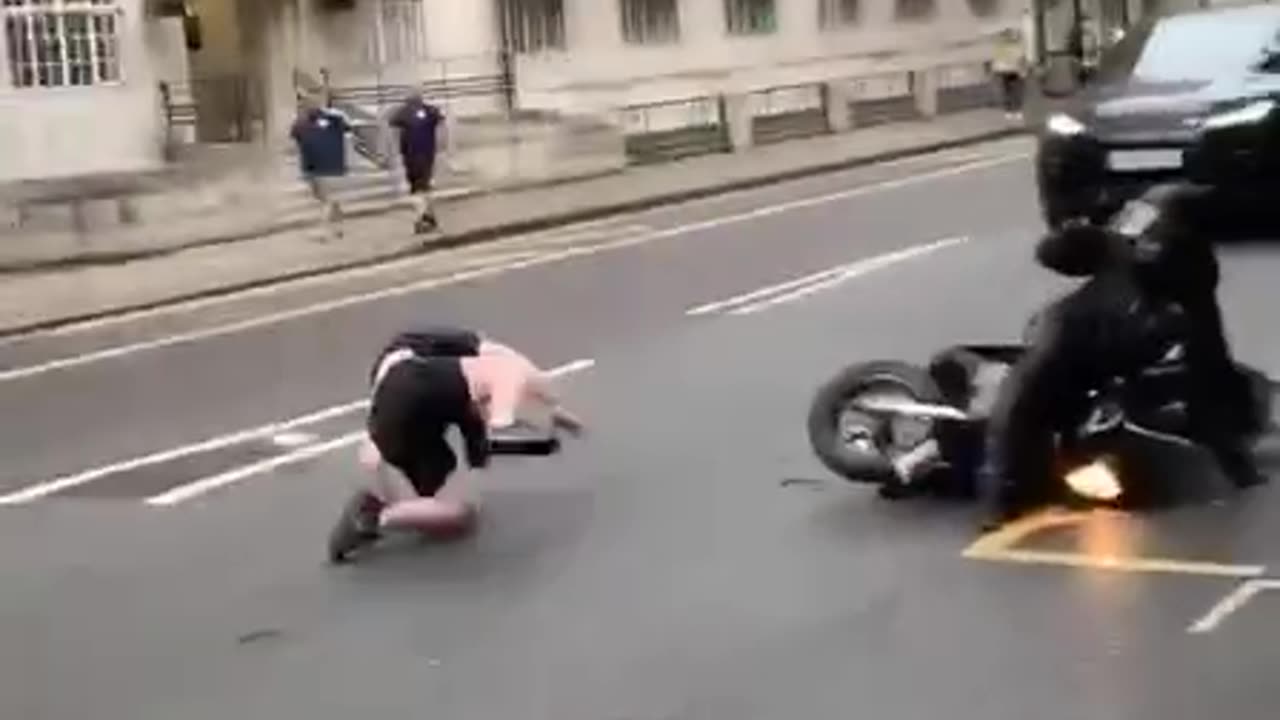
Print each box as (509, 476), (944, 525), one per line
(328, 329), (583, 563)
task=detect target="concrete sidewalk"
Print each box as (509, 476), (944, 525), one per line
(0, 109), (1027, 337)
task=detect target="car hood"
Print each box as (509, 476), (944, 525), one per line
(1067, 76), (1280, 137)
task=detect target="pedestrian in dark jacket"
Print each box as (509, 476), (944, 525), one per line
(290, 94), (353, 240)
(389, 88), (446, 235)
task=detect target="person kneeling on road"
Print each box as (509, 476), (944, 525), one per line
(328, 333), (584, 563)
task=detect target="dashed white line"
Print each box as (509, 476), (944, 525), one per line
(271, 431), (318, 448)
(687, 235), (969, 317)
(144, 431), (367, 507)
(0, 219), (649, 345)
(730, 236), (968, 314)
(142, 358), (597, 507)
(1, 358), (598, 506)
(0, 153), (1026, 384)
(686, 264), (852, 316)
(0, 400), (368, 505)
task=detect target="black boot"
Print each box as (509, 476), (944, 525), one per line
(327, 490), (385, 564)
(414, 212), (439, 235)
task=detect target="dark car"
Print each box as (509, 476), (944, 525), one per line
(1036, 4), (1280, 231)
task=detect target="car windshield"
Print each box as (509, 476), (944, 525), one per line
(1094, 10), (1280, 83)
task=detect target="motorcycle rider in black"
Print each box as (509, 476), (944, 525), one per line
(978, 184), (1264, 530)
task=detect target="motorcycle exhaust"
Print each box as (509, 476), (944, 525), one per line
(853, 396), (968, 421)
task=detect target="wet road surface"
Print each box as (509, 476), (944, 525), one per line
(4, 136), (1280, 719)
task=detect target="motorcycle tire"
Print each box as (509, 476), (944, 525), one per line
(806, 360), (946, 486)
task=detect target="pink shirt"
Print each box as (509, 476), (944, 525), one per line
(460, 352), (557, 430)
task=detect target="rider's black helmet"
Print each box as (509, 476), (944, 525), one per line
(1117, 183), (1219, 299)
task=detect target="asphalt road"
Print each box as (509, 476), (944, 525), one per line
(5, 135), (1280, 719)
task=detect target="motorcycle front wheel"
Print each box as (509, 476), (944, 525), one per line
(806, 360), (944, 487)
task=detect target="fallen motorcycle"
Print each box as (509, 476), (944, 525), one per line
(805, 313), (1277, 508)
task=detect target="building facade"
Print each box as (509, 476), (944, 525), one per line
(0, 0), (1040, 185)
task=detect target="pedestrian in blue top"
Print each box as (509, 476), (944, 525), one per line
(389, 88), (446, 235)
(291, 94), (353, 240)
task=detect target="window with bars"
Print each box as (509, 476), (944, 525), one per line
(818, 0), (859, 28)
(724, 0), (776, 36)
(3, 0), (121, 89)
(620, 0), (680, 45)
(499, 0), (566, 55)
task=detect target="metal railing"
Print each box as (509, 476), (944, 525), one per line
(292, 52), (516, 168)
(617, 95), (726, 135)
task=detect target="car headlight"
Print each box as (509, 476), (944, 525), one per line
(1201, 99), (1276, 130)
(1045, 112), (1087, 137)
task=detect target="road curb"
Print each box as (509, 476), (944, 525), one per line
(0, 200), (409, 276)
(0, 126), (1025, 340)
(0, 177), (601, 275)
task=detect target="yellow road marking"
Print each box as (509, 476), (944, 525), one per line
(962, 507), (1092, 557)
(963, 506), (1267, 578)
(973, 547), (1264, 577)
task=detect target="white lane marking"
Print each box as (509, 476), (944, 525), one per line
(0, 358), (598, 506)
(543, 358), (596, 376)
(688, 236), (968, 317)
(143, 358), (596, 507)
(0, 221), (650, 345)
(731, 236), (968, 315)
(0, 152), (1027, 384)
(145, 432), (367, 507)
(0, 400), (367, 505)
(1187, 579), (1280, 634)
(271, 431), (317, 448)
(686, 264), (852, 316)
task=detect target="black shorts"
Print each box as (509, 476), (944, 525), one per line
(404, 156), (435, 194)
(367, 357), (472, 497)
(386, 440), (457, 498)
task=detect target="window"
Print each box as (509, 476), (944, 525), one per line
(3, 0), (120, 89)
(377, 0), (426, 64)
(725, 0), (776, 36)
(621, 0), (680, 45)
(894, 0), (935, 21)
(499, 0), (565, 54)
(1094, 12), (1280, 83)
(818, 0), (859, 29)
(965, 0), (1000, 18)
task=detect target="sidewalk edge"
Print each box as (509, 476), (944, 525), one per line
(0, 126), (1023, 339)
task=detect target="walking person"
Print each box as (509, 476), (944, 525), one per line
(993, 28), (1028, 120)
(389, 88), (446, 235)
(290, 93), (353, 241)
